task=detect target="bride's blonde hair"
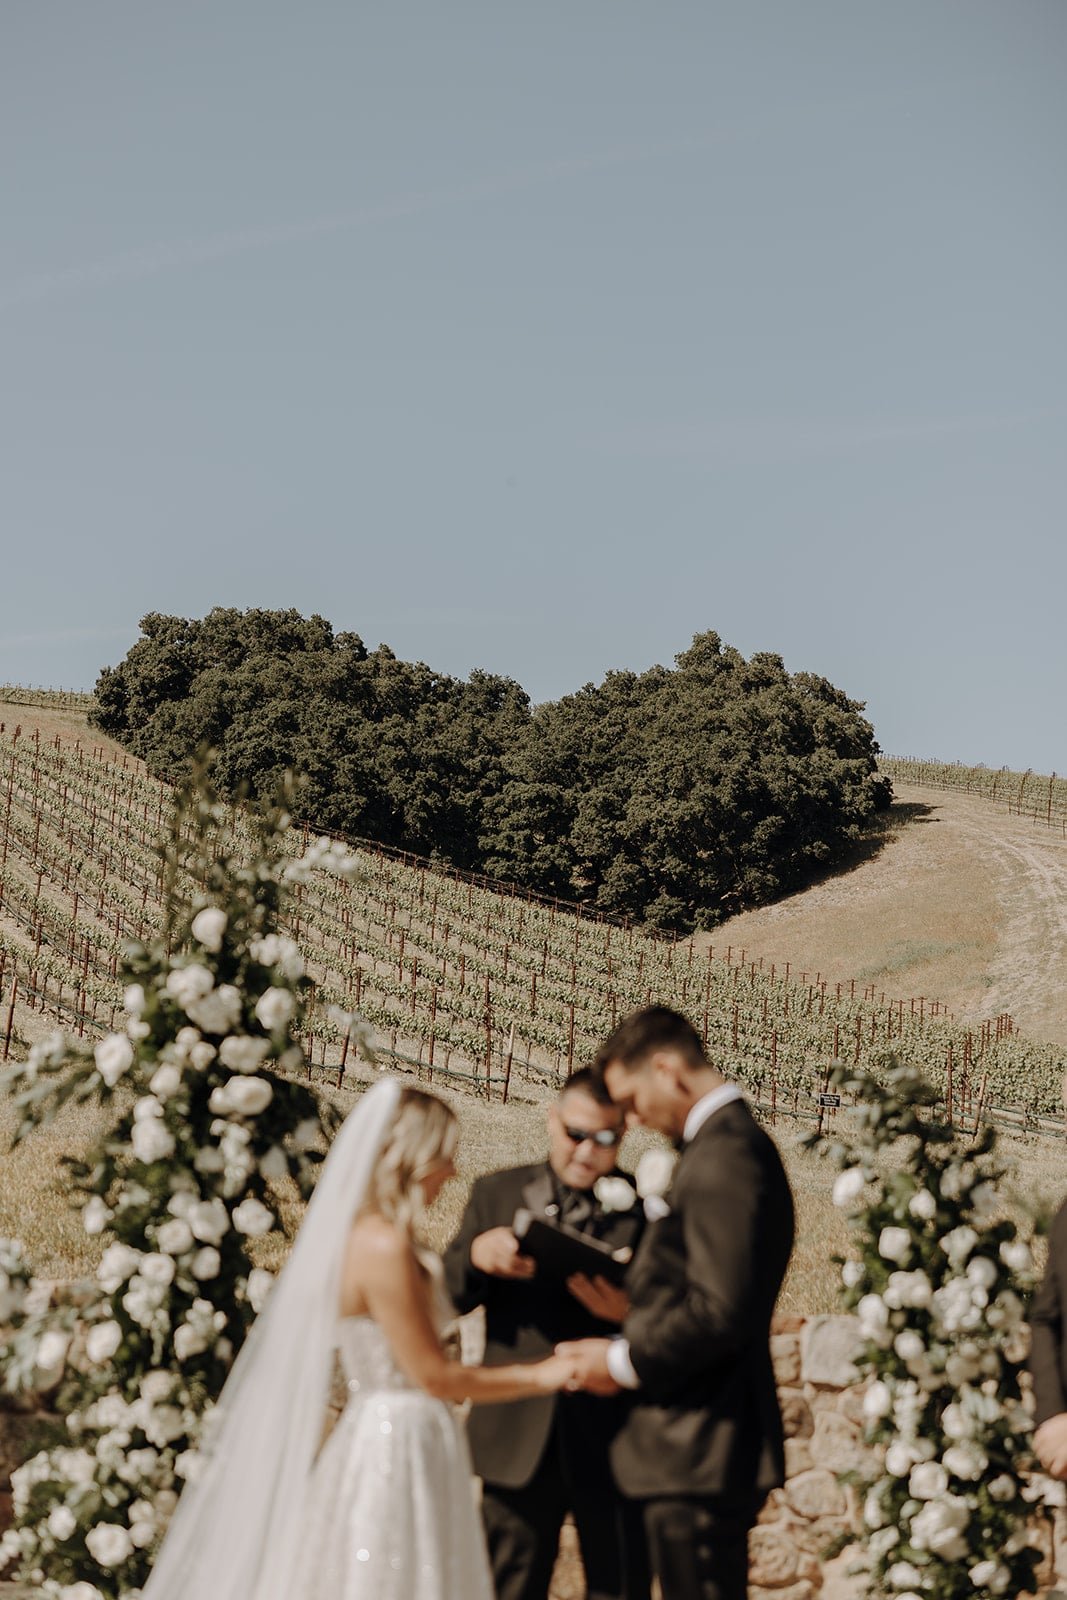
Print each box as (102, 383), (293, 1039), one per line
(362, 1086), (459, 1233)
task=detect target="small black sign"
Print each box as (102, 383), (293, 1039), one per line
(817, 1092), (842, 1107)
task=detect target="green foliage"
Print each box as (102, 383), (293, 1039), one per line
(806, 1059), (1042, 1600)
(93, 612), (890, 932)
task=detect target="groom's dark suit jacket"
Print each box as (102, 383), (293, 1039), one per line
(444, 1161), (645, 1488)
(612, 1098), (795, 1501)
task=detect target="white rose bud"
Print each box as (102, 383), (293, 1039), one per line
(85, 1523), (134, 1568)
(94, 1033), (134, 1088)
(246, 1268), (275, 1313)
(156, 1218), (194, 1255)
(909, 1460), (949, 1500)
(862, 1380), (892, 1420)
(908, 1188), (937, 1221)
(259, 1145), (289, 1182)
(131, 1118), (176, 1164)
(634, 1147), (677, 1199)
(123, 984), (146, 1016)
(190, 1041), (217, 1071)
(841, 1259), (864, 1289)
(47, 1504), (77, 1541)
(1000, 1238), (1032, 1273)
(36, 1328), (71, 1378)
(254, 987), (296, 1033)
(191, 1247), (221, 1280)
(966, 1255), (998, 1291)
(190, 907), (227, 952)
(232, 1198), (274, 1237)
(832, 1168), (866, 1208)
(150, 1064), (182, 1100)
(593, 1176), (637, 1213)
(878, 1227), (911, 1264)
(291, 1118), (322, 1152)
(86, 1322), (123, 1364)
(218, 1036), (271, 1074)
(82, 1195), (113, 1236)
(894, 1329), (925, 1362)
(189, 1199), (230, 1245)
(987, 1474), (1016, 1501)
(225, 1076), (274, 1117)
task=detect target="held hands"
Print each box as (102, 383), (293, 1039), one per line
(566, 1273), (630, 1324)
(554, 1338), (621, 1396)
(470, 1227), (536, 1280)
(1035, 1414), (1067, 1479)
(532, 1350), (584, 1394)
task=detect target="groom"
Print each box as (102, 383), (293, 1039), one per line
(559, 1006), (795, 1600)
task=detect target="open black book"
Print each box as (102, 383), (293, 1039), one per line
(511, 1208), (633, 1286)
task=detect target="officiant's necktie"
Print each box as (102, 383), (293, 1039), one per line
(558, 1185), (594, 1230)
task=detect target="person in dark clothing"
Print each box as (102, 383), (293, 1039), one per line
(443, 1068), (648, 1600)
(560, 1007), (795, 1600)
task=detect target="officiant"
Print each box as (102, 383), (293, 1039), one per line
(444, 1067), (649, 1600)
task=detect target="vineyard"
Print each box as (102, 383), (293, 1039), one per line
(1, 704), (1066, 1133)
(881, 757), (1067, 836)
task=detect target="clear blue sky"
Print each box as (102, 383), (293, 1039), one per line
(3, 1), (1064, 769)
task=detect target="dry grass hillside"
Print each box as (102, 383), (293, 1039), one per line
(714, 781), (1067, 1051)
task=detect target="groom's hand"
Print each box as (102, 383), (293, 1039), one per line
(566, 1273), (630, 1324)
(555, 1339), (621, 1395)
(470, 1227), (537, 1279)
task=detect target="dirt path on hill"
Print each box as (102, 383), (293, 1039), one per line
(709, 782), (1067, 1048)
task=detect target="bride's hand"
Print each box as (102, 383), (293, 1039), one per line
(530, 1352), (582, 1394)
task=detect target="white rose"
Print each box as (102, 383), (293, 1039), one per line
(98, 1242), (143, 1291)
(945, 1347), (983, 1385)
(862, 1380), (893, 1420)
(863, 1489), (887, 1528)
(878, 1227), (911, 1264)
(190, 1041), (217, 1071)
(941, 1402), (971, 1440)
(988, 1473), (1016, 1501)
(140, 1370), (174, 1402)
(131, 1118), (176, 1164)
(857, 1293), (892, 1344)
(86, 1322), (123, 1363)
(165, 963), (214, 1007)
(259, 1144), (289, 1182)
(893, 1329), (925, 1363)
(139, 1252), (176, 1287)
(187, 985), (243, 1036)
(175, 1448), (203, 1482)
(634, 1147), (677, 1199)
(1000, 1238), (1032, 1272)
(156, 1218), (194, 1255)
(246, 1268), (275, 1313)
(85, 1523), (134, 1568)
(94, 1033), (134, 1088)
(250, 934), (305, 979)
(189, 1200), (230, 1245)
(832, 1168), (866, 1208)
(191, 1247), (221, 1280)
(143, 1404), (187, 1447)
(884, 1440), (918, 1476)
(884, 1269), (932, 1310)
(291, 1118), (322, 1152)
(254, 987), (296, 1033)
(908, 1187), (937, 1221)
(232, 1198), (274, 1237)
(886, 1562), (922, 1589)
(47, 1504), (77, 1541)
(966, 1255), (998, 1291)
(123, 984), (146, 1016)
(149, 1064), (182, 1100)
(123, 1279), (164, 1327)
(942, 1441), (987, 1480)
(36, 1328), (71, 1378)
(130, 1519), (156, 1549)
(224, 1076), (274, 1117)
(191, 907), (227, 952)
(174, 1324), (208, 1361)
(841, 1260), (864, 1289)
(82, 1196), (113, 1236)
(594, 1176), (637, 1213)
(868, 1527), (899, 1560)
(61, 1581), (107, 1598)
(942, 1225), (979, 1265)
(219, 1036), (271, 1074)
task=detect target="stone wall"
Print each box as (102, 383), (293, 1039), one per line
(754, 1312), (1062, 1600)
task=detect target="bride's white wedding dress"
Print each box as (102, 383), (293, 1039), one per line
(295, 1260), (494, 1600)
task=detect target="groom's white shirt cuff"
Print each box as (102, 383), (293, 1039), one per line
(607, 1338), (640, 1389)
(608, 1083), (745, 1393)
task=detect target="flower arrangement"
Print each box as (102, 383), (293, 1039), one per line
(806, 1058), (1041, 1600)
(0, 765), (366, 1599)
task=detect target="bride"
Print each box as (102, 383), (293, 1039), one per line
(142, 1079), (578, 1600)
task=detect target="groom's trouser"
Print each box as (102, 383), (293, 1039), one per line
(638, 1493), (764, 1600)
(481, 1409), (649, 1600)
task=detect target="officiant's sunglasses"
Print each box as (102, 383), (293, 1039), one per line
(561, 1125), (622, 1149)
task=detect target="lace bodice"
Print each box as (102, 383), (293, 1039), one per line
(338, 1250), (454, 1398)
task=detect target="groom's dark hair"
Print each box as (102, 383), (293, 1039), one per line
(593, 1005), (707, 1076)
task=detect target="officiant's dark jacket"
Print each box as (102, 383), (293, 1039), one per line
(444, 1161), (645, 1487)
(1030, 1197), (1067, 1426)
(612, 1098), (795, 1501)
